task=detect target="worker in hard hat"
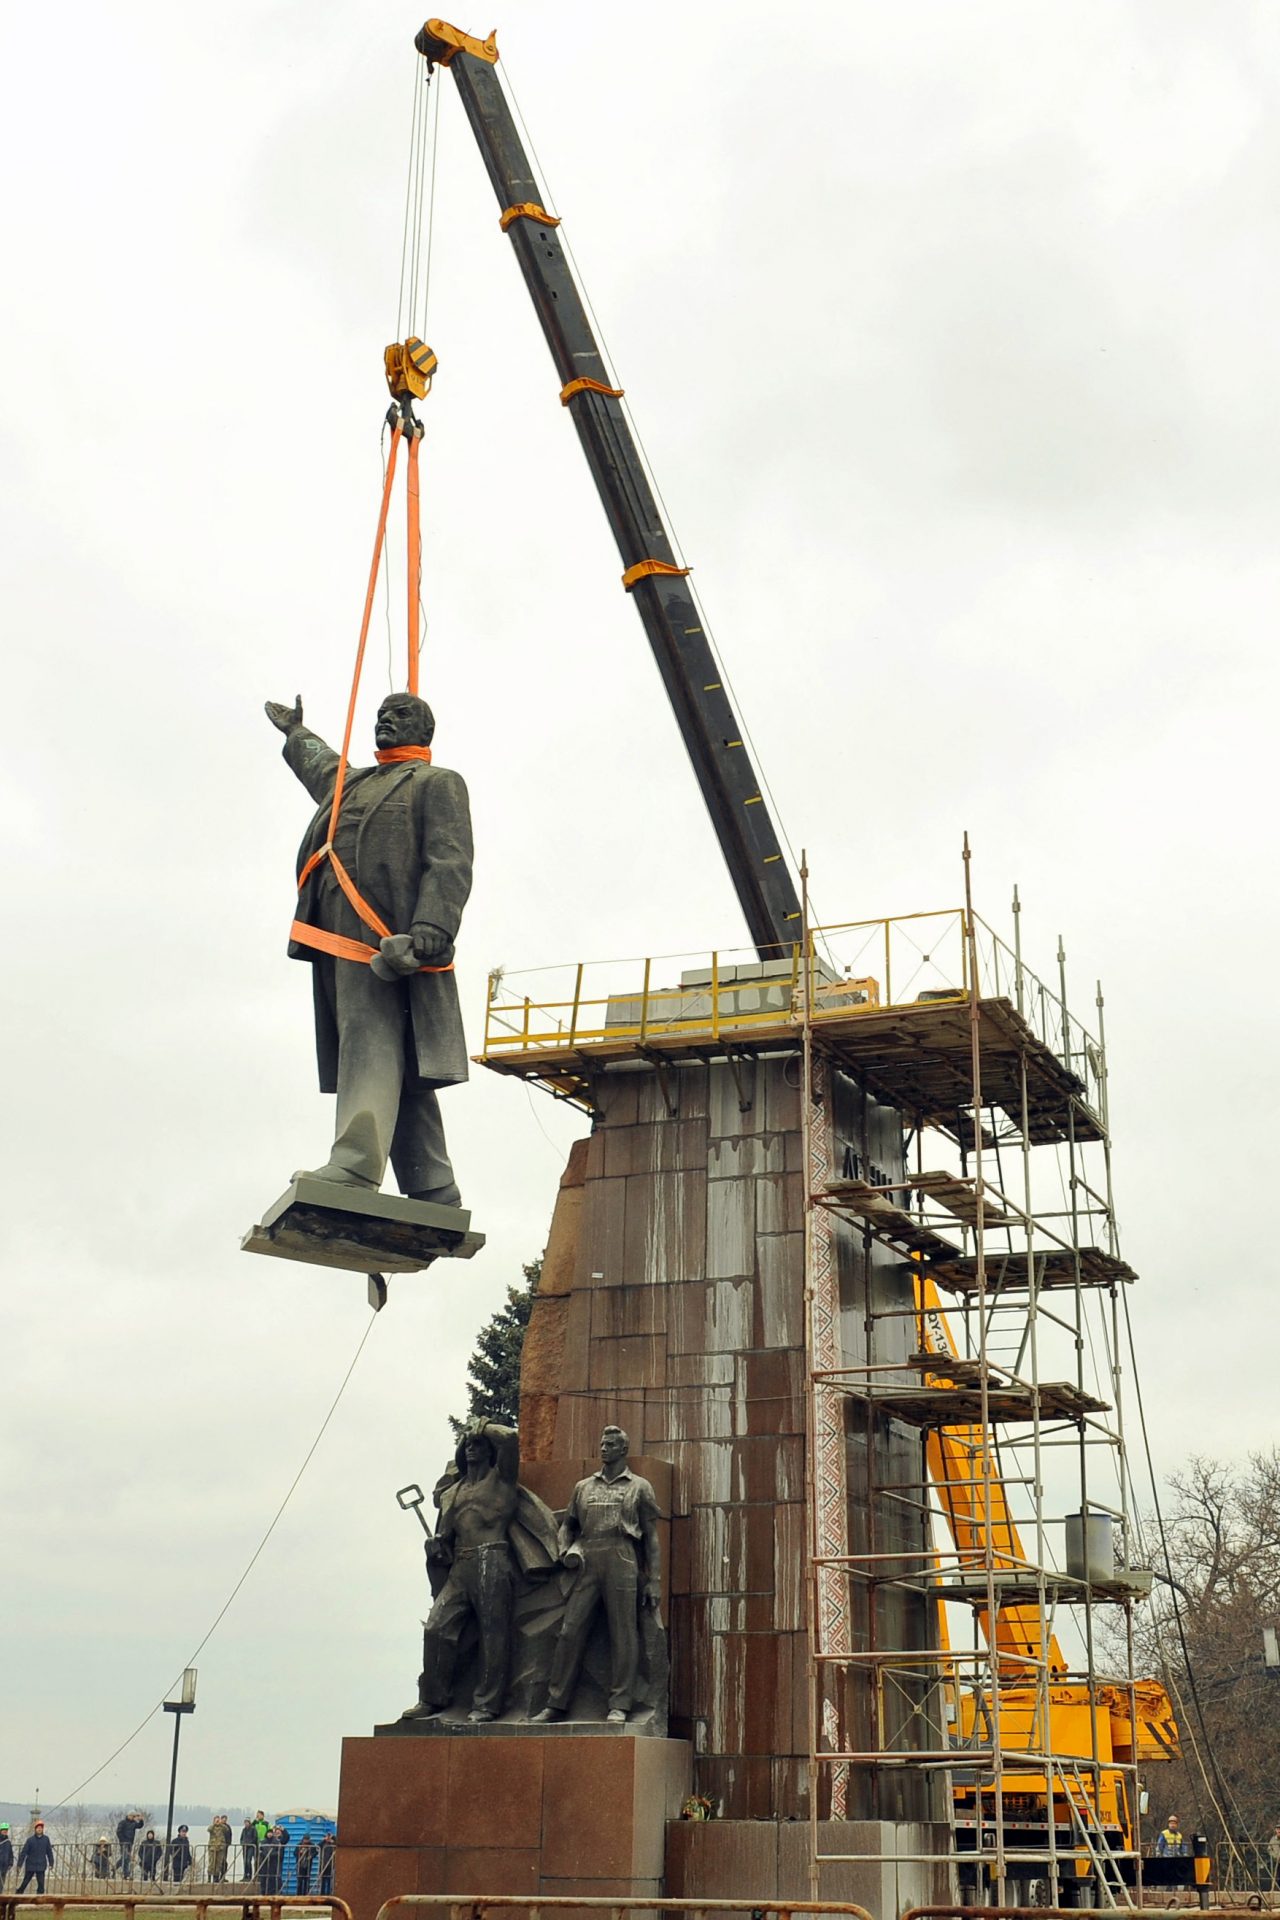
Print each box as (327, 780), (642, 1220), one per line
(1155, 1814), (1188, 1857)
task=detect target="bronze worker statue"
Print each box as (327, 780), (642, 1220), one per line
(533, 1425), (663, 1725)
(264, 691), (473, 1205)
(400, 1421), (560, 1724)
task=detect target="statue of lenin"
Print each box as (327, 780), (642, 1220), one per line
(266, 690), (473, 1206)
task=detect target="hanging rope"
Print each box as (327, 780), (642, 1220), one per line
(391, 64), (440, 700)
(290, 413), (444, 973)
(406, 432), (422, 695)
(288, 51), (446, 972)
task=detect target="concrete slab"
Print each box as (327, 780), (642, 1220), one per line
(241, 1177), (483, 1273)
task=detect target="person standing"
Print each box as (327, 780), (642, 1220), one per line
(17, 1820), (54, 1892)
(92, 1836), (112, 1879)
(0, 1823), (13, 1890)
(138, 1831), (162, 1884)
(318, 1832), (335, 1895)
(207, 1814), (232, 1884)
(239, 1816), (258, 1882)
(295, 1833), (316, 1896)
(258, 1826), (286, 1896)
(166, 1824), (193, 1884)
(1155, 1814), (1188, 1857)
(116, 1810), (144, 1878)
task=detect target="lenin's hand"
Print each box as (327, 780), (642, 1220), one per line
(265, 695), (303, 734)
(642, 1579), (662, 1609)
(371, 934), (420, 981)
(561, 1544), (585, 1572)
(411, 922), (454, 965)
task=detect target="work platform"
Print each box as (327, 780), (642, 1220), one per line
(818, 1178), (1136, 1292)
(482, 989), (1101, 1145)
(927, 1566), (1156, 1607)
(836, 1376), (1110, 1426)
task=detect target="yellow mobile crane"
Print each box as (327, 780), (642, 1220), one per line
(917, 1266), (1181, 1891)
(405, 16), (1189, 1898)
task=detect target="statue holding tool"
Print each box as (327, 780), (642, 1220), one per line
(393, 1421), (561, 1725)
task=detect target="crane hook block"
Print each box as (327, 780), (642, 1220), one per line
(416, 19), (499, 66)
(385, 337), (438, 402)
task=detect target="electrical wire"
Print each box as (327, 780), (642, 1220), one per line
(50, 1310), (380, 1810)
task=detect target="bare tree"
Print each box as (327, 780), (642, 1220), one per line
(1125, 1450), (1280, 1849)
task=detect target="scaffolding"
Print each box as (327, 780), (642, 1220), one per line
(797, 844), (1157, 1908)
(479, 860), (1163, 1907)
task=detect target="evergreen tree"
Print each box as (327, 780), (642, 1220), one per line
(449, 1257), (541, 1436)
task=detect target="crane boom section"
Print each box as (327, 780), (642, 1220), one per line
(917, 1272), (1069, 1675)
(417, 21), (804, 960)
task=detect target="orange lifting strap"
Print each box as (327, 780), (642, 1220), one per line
(621, 557), (691, 590)
(290, 426), (452, 974)
(560, 377), (625, 405)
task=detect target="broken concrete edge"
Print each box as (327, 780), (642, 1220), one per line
(240, 1180), (485, 1273)
(371, 1713), (664, 1738)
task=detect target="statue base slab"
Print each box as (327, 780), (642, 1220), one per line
(334, 1731), (691, 1920)
(241, 1177), (484, 1273)
(373, 1707), (665, 1738)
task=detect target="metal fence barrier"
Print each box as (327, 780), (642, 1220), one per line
(0, 1848), (334, 1900)
(0, 1898), (350, 1920)
(376, 1898), (876, 1920)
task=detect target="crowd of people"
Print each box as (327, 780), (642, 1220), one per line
(0, 1810), (336, 1895)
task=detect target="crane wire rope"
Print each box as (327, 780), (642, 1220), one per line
(410, 74), (442, 681)
(397, 66), (440, 684)
(498, 63), (829, 961)
(396, 58), (426, 342)
(49, 1309), (380, 1811)
(389, 56), (432, 686)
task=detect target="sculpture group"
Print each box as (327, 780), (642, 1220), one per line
(400, 1422), (666, 1729)
(264, 695), (666, 1727)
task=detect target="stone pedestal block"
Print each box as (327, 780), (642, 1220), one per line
(665, 1817), (955, 1910)
(335, 1732), (691, 1920)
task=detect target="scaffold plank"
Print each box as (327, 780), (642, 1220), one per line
(820, 1178), (962, 1261)
(930, 1247), (1137, 1293)
(911, 1170), (1010, 1228)
(841, 1379), (1110, 1425)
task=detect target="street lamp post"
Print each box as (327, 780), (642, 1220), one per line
(163, 1669), (198, 1858)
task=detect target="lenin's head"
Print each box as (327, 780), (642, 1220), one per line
(375, 692), (435, 751)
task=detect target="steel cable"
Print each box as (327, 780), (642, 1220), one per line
(49, 1311), (379, 1809)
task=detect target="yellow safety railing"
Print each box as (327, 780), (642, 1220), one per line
(480, 905), (1103, 1114)
(481, 911), (967, 1061)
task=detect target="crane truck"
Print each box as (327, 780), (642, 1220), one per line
(407, 17), (1183, 1897)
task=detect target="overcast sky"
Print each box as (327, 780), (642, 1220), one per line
(1, 0), (1276, 1812)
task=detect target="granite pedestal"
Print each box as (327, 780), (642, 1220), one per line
(335, 1732), (691, 1920)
